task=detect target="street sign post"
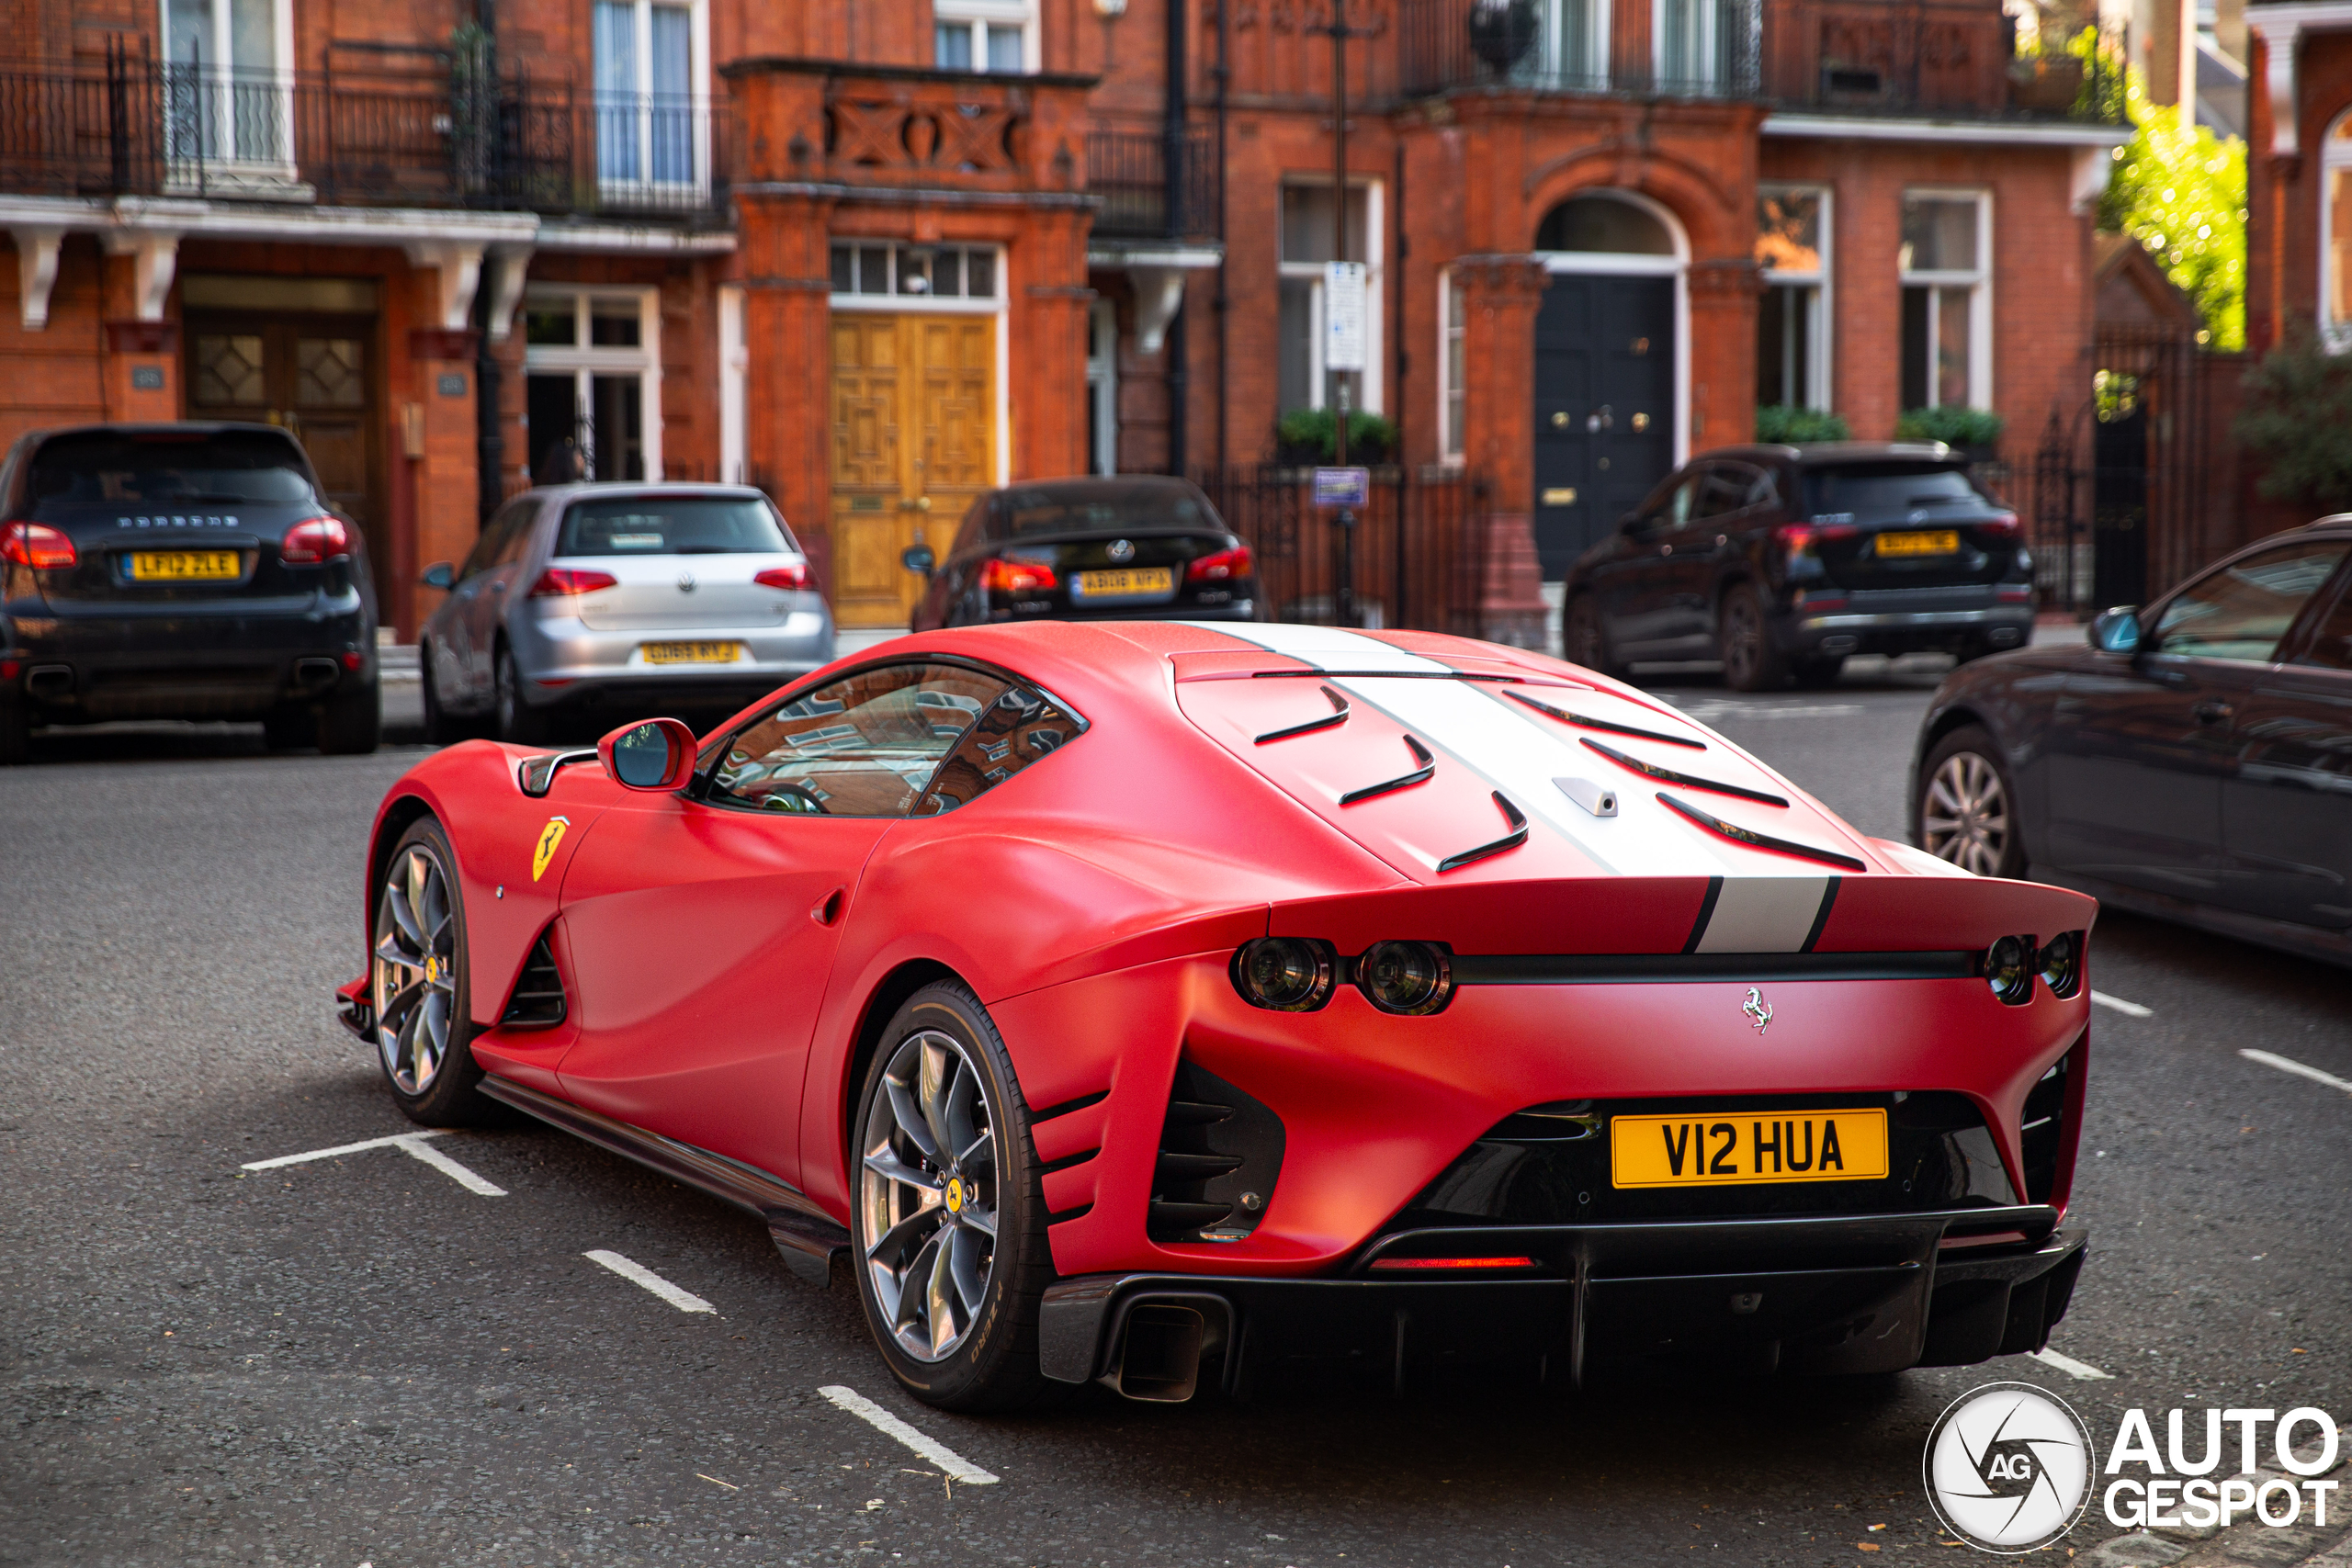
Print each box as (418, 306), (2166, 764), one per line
(1314, 467), (1371, 508)
(1324, 262), (1368, 373)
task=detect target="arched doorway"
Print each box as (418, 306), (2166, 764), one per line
(1530, 191), (1685, 578)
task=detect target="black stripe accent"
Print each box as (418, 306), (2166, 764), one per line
(1339, 734), (1436, 806)
(1503, 686), (1708, 750)
(1046, 1203), (1095, 1226)
(1254, 684), (1351, 744)
(1031, 1089), (1110, 1123)
(1579, 736), (1791, 807)
(1451, 950), (1978, 985)
(1656, 792), (1870, 873)
(1801, 877), (1842, 953)
(1437, 791), (1530, 874)
(1037, 1146), (1102, 1176)
(1682, 875), (1725, 953)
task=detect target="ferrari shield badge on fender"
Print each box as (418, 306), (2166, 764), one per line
(532, 817), (571, 882)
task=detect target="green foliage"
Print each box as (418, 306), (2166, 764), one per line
(1894, 406), (2007, 448)
(2233, 324), (2352, 512)
(2098, 65), (2247, 350)
(1754, 405), (1851, 444)
(1275, 407), (1397, 461)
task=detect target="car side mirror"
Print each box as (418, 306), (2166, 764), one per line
(901, 545), (936, 577)
(598, 716), (698, 792)
(421, 560), (456, 592)
(1617, 512), (1645, 536)
(2089, 606), (2143, 654)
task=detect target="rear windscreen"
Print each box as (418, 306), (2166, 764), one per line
(1002, 485), (1217, 537)
(556, 497), (793, 556)
(1803, 464), (1987, 519)
(28, 432), (313, 505)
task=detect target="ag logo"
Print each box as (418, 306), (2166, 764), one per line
(531, 816), (571, 882)
(1924, 1382), (2093, 1553)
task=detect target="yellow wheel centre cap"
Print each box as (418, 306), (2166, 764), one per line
(944, 1177), (965, 1213)
(424, 956), (439, 982)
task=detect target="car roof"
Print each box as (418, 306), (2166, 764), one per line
(519, 481), (774, 504)
(1697, 441), (1961, 467)
(987, 475), (1209, 507)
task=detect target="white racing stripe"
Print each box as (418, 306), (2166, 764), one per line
(1185, 620), (1455, 674)
(819, 1385), (1001, 1484)
(1692, 876), (1834, 954)
(241, 1130), (506, 1197)
(583, 1250), (718, 1313)
(2029, 1347), (2112, 1380)
(2240, 1048), (2352, 1097)
(2091, 991), (2154, 1018)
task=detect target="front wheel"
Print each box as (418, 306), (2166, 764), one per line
(371, 818), (498, 1125)
(1916, 725), (2027, 879)
(852, 980), (1057, 1413)
(494, 645), (553, 746)
(1718, 584), (1789, 692)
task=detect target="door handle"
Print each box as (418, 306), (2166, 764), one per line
(809, 887), (845, 926)
(2192, 700), (2233, 726)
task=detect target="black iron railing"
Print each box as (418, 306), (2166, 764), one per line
(1193, 465), (1491, 636)
(1400, 0), (1761, 101)
(0, 43), (729, 215)
(1089, 127), (1221, 241)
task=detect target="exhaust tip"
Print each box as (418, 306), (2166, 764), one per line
(1108, 1303), (1205, 1404)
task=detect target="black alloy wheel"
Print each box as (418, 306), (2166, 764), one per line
(1719, 583), (1790, 692)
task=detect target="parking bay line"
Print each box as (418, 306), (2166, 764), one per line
(818, 1385), (1000, 1484)
(240, 1131), (506, 1196)
(2030, 1347), (2112, 1381)
(583, 1250), (717, 1314)
(2092, 991), (2153, 1018)
(2240, 1048), (2352, 1098)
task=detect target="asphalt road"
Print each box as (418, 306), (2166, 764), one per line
(5, 650), (2349, 1568)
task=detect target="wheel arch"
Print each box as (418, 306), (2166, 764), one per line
(366, 794), (439, 929)
(1908, 702), (2011, 851)
(839, 958), (967, 1189)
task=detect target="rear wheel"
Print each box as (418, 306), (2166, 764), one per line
(1718, 583), (1789, 692)
(319, 682), (381, 755)
(1565, 593), (1628, 680)
(420, 646), (470, 746)
(1917, 725), (2027, 878)
(852, 980), (1057, 1413)
(371, 818), (498, 1125)
(494, 644), (553, 746)
(0, 694), (28, 766)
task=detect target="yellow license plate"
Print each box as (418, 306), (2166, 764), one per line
(640, 640), (742, 666)
(129, 549), (241, 581)
(1875, 530), (1961, 558)
(1611, 1109), (1888, 1189)
(1074, 567), (1173, 598)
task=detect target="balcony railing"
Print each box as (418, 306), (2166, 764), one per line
(1089, 128), (1220, 241)
(0, 45), (730, 216)
(1400, 0), (1763, 100)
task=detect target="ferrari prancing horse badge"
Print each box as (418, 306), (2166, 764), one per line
(532, 816), (571, 882)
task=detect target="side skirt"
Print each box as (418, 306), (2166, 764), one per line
(477, 1075), (850, 1288)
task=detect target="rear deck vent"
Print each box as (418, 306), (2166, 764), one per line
(500, 932), (568, 1029)
(1146, 1061), (1285, 1244)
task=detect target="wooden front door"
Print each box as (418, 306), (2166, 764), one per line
(829, 312), (996, 626)
(186, 313), (384, 601)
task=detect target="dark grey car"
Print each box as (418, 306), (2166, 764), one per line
(1911, 517), (2352, 968)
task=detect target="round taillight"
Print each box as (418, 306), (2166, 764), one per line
(1985, 935), (2033, 1006)
(1230, 938), (1334, 1012)
(1356, 940), (1454, 1015)
(2039, 930), (2083, 998)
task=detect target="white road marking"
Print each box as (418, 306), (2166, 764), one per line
(2030, 1347), (2113, 1381)
(583, 1250), (717, 1314)
(818, 1385), (1000, 1484)
(2240, 1048), (2352, 1098)
(2091, 991), (2153, 1018)
(240, 1130), (505, 1196)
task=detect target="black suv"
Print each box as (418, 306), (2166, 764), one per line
(0, 423), (379, 761)
(1559, 442), (2036, 690)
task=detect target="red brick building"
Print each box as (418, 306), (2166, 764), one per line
(1, 0), (2128, 637)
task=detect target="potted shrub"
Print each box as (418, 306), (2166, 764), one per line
(1275, 408), (1398, 465)
(1894, 405), (2007, 467)
(1755, 405), (1851, 444)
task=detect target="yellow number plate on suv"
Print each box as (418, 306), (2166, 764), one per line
(129, 549), (241, 581)
(640, 640), (742, 666)
(1874, 530), (1960, 558)
(1610, 1109), (1888, 1189)
(1074, 567), (1172, 598)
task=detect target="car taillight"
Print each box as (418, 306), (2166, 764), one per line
(277, 516), (351, 566)
(1186, 544), (1253, 581)
(530, 568), (619, 598)
(1976, 513), (2022, 539)
(0, 522), (76, 570)
(754, 563), (810, 592)
(979, 557), (1058, 594)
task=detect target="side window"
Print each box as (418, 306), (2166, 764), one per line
(2292, 578), (2352, 671)
(708, 662), (1012, 817)
(1690, 462), (1765, 522)
(460, 502), (526, 580)
(1647, 471), (1698, 528)
(493, 503), (540, 567)
(917, 682), (1090, 815)
(2150, 541), (2352, 663)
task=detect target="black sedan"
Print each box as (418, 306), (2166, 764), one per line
(1562, 442), (2036, 690)
(1911, 518), (2352, 967)
(904, 476), (1261, 631)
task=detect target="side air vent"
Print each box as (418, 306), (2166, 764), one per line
(2019, 1048), (2075, 1205)
(1146, 1061), (1285, 1244)
(500, 931), (568, 1029)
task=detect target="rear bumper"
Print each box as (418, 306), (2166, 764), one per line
(5, 593), (373, 721)
(1781, 600), (2034, 660)
(511, 611), (832, 712)
(1040, 1205), (2086, 1394)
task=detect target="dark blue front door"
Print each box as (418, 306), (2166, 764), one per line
(1532, 273), (1676, 581)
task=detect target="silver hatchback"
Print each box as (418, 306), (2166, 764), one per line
(417, 483), (834, 744)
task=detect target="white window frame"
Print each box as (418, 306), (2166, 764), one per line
(1437, 267), (1467, 464)
(1277, 177), (1386, 416)
(2319, 110), (2352, 350)
(1087, 299), (1119, 476)
(1757, 182), (1832, 412)
(593, 0), (712, 199)
(827, 241), (1014, 488)
(1654, 0), (1729, 90)
(1532, 0), (1610, 87)
(157, 0), (296, 174)
(718, 284), (747, 484)
(1898, 186), (1993, 412)
(933, 0), (1037, 73)
(523, 287), (664, 481)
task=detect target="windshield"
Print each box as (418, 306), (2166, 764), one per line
(1803, 464), (1987, 519)
(28, 432), (314, 505)
(556, 496), (793, 557)
(1001, 483), (1218, 537)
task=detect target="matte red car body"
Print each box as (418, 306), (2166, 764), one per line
(348, 621), (2094, 1292)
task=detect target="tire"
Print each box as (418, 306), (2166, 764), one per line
(1916, 725), (2027, 879)
(1718, 583), (1789, 692)
(851, 980), (1057, 1413)
(1564, 592), (1629, 681)
(493, 643), (553, 746)
(370, 817), (500, 1126)
(420, 646), (471, 746)
(261, 705), (315, 750)
(0, 694), (29, 766)
(319, 681), (381, 755)
(1791, 654), (1847, 689)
